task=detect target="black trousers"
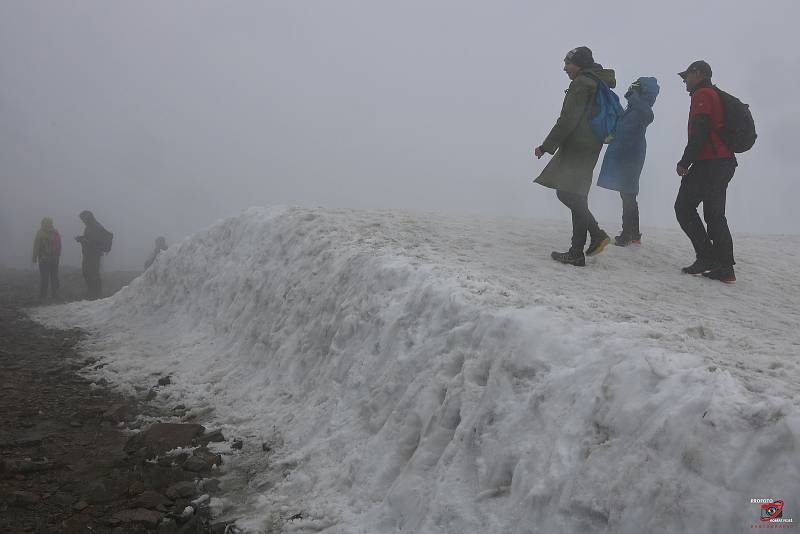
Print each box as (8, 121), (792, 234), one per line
(620, 192), (640, 238)
(556, 190), (601, 253)
(38, 259), (59, 298)
(82, 253), (102, 299)
(674, 158), (737, 266)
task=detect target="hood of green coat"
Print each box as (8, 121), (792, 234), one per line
(583, 63), (616, 88)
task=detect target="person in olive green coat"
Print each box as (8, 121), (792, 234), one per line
(534, 46), (615, 266)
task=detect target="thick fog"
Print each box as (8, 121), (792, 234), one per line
(1, 0), (798, 271)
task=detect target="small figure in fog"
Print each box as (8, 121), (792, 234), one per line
(144, 236), (167, 269)
(75, 210), (113, 300)
(32, 217), (62, 300)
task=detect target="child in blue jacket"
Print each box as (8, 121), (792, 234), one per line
(597, 77), (659, 246)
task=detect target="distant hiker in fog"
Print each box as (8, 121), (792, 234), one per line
(144, 236), (167, 269)
(75, 210), (113, 299)
(675, 60), (748, 284)
(534, 46), (614, 267)
(597, 77), (660, 246)
(32, 217), (61, 300)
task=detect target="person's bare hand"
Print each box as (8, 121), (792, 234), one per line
(676, 163), (689, 177)
(534, 146), (545, 159)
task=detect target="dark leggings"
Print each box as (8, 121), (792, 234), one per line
(620, 192), (640, 238)
(82, 253), (102, 299)
(556, 190), (601, 253)
(39, 260), (59, 298)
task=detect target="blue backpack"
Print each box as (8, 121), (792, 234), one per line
(582, 72), (624, 144)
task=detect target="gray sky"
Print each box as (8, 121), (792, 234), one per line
(2, 0), (798, 270)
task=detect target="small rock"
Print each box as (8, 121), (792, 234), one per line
(231, 439), (243, 450)
(157, 376), (172, 386)
(113, 508), (164, 529)
(73, 500), (89, 511)
(183, 456), (211, 473)
(173, 404), (186, 411)
(128, 480), (146, 497)
(195, 429), (225, 445)
(165, 481), (197, 500)
(132, 490), (172, 511)
(124, 423), (205, 459)
(183, 447), (222, 473)
(199, 479), (221, 493)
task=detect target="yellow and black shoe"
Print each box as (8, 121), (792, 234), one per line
(586, 231), (610, 256)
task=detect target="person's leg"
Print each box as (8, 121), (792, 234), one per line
(50, 259), (60, 298)
(703, 160), (737, 267)
(557, 190), (589, 252)
(82, 254), (91, 297)
(675, 164), (714, 262)
(577, 195), (608, 255)
(621, 192), (640, 239)
(39, 261), (49, 299)
(90, 255), (102, 299)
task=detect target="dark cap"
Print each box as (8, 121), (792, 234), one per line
(564, 46), (594, 69)
(678, 60), (712, 79)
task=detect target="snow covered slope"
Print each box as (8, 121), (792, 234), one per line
(32, 207), (800, 533)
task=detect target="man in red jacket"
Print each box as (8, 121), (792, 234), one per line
(675, 60), (737, 284)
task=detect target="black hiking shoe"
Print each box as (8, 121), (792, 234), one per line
(551, 249), (586, 267)
(681, 258), (720, 275)
(614, 233), (642, 247)
(586, 231), (610, 256)
(702, 266), (736, 284)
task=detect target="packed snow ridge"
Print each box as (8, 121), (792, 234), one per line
(33, 206), (800, 534)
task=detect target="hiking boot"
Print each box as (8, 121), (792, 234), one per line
(614, 233), (642, 247)
(586, 231), (610, 256)
(681, 258), (720, 275)
(702, 266), (736, 284)
(551, 249), (586, 267)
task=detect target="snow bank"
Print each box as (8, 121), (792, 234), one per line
(32, 206), (800, 533)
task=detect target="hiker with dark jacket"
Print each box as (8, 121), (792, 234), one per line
(534, 46), (614, 267)
(597, 77), (660, 246)
(675, 61), (737, 284)
(144, 236), (167, 269)
(32, 217), (62, 300)
(75, 210), (110, 299)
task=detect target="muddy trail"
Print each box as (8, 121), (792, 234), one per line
(0, 268), (239, 533)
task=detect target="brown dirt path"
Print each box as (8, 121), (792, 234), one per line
(0, 268), (235, 533)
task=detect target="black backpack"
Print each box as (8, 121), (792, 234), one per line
(714, 87), (757, 153)
(99, 226), (113, 253)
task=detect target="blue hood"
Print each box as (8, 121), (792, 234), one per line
(626, 76), (659, 108)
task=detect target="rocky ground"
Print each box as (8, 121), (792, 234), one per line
(0, 267), (240, 533)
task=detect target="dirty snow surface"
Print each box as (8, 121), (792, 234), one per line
(32, 206), (800, 533)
